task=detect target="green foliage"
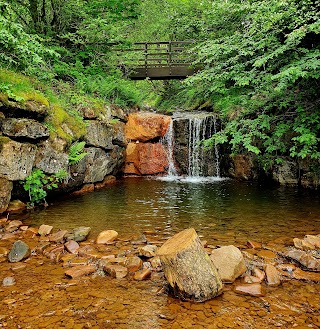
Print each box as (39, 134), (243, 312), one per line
(22, 168), (67, 207)
(68, 141), (87, 165)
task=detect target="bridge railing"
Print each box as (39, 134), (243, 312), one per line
(115, 41), (197, 80)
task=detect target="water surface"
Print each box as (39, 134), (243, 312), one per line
(27, 177), (320, 244)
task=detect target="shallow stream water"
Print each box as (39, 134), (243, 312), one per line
(1, 177), (320, 329)
(28, 177), (320, 243)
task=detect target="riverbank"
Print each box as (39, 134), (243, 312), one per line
(0, 209), (319, 328)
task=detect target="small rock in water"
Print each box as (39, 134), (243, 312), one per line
(2, 277), (16, 286)
(65, 265), (96, 279)
(96, 230), (118, 244)
(49, 230), (69, 243)
(8, 240), (31, 262)
(150, 256), (162, 272)
(38, 224), (53, 236)
(6, 200), (26, 213)
(66, 226), (91, 242)
(285, 250), (320, 272)
(252, 267), (265, 283)
(292, 268), (320, 282)
(234, 283), (265, 297)
(139, 245), (157, 258)
(64, 240), (80, 254)
(104, 264), (128, 279)
(5, 220), (23, 233)
(126, 256), (143, 273)
(210, 245), (247, 282)
(265, 264), (281, 286)
(304, 235), (320, 248)
(134, 268), (152, 281)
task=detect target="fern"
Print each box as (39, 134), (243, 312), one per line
(68, 141), (87, 165)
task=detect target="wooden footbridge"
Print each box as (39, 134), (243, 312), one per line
(116, 41), (197, 80)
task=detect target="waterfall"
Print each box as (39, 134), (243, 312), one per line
(161, 119), (178, 176)
(161, 113), (221, 179)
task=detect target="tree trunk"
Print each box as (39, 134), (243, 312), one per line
(157, 228), (223, 302)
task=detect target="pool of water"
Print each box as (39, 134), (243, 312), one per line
(26, 177), (320, 244)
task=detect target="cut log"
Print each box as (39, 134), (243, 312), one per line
(157, 228), (223, 302)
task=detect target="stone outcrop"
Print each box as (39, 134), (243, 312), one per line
(0, 138), (37, 180)
(35, 140), (69, 174)
(124, 142), (168, 175)
(0, 118), (49, 140)
(125, 112), (170, 142)
(84, 120), (113, 150)
(0, 178), (13, 213)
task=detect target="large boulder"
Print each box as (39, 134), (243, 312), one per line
(210, 245), (247, 282)
(124, 142), (168, 175)
(125, 112), (170, 142)
(272, 159), (299, 185)
(84, 120), (113, 150)
(0, 137), (36, 180)
(0, 178), (13, 213)
(35, 140), (68, 174)
(83, 147), (116, 183)
(0, 118), (49, 140)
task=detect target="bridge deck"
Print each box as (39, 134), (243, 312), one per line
(116, 41), (197, 80)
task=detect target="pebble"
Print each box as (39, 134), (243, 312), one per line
(8, 240), (31, 262)
(2, 276), (15, 286)
(65, 265), (96, 279)
(139, 244), (157, 258)
(38, 224), (53, 236)
(133, 268), (151, 281)
(234, 283), (265, 297)
(265, 264), (281, 286)
(96, 230), (118, 244)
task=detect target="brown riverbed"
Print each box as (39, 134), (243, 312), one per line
(1, 178), (320, 328)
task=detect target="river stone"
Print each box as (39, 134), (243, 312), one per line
(285, 249), (320, 272)
(126, 256), (143, 273)
(292, 268), (320, 282)
(234, 283), (265, 297)
(104, 264), (128, 279)
(6, 200), (26, 213)
(252, 268), (266, 283)
(66, 227), (91, 242)
(38, 224), (53, 236)
(65, 265), (96, 279)
(0, 178), (12, 213)
(0, 118), (49, 140)
(139, 245), (157, 258)
(84, 120), (113, 150)
(49, 230), (69, 243)
(96, 230), (118, 244)
(265, 264), (281, 286)
(210, 245), (247, 282)
(2, 277), (16, 286)
(8, 240), (31, 262)
(304, 235), (320, 249)
(35, 141), (68, 174)
(133, 268), (152, 281)
(64, 240), (80, 254)
(0, 139), (36, 180)
(5, 220), (23, 233)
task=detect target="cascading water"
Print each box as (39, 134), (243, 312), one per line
(161, 119), (178, 176)
(161, 113), (222, 181)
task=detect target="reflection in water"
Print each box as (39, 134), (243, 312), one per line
(27, 177), (320, 244)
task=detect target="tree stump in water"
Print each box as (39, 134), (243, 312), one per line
(157, 228), (223, 302)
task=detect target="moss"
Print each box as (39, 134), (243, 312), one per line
(0, 136), (11, 151)
(46, 104), (86, 144)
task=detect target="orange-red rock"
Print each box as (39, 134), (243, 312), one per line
(65, 265), (96, 279)
(125, 112), (170, 142)
(124, 142), (168, 175)
(234, 283), (265, 297)
(292, 268), (320, 282)
(126, 256), (143, 273)
(104, 264), (128, 279)
(96, 230), (118, 244)
(133, 268), (152, 281)
(264, 264), (281, 286)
